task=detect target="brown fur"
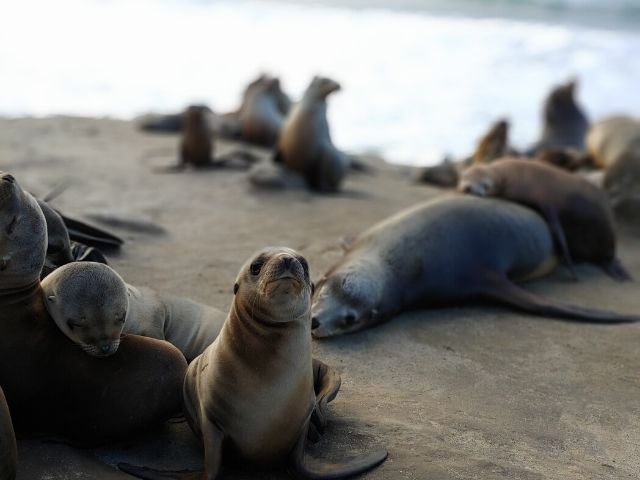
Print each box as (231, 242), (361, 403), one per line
(180, 106), (213, 167)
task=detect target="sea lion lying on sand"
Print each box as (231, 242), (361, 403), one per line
(42, 262), (226, 361)
(459, 158), (631, 280)
(0, 171), (187, 444)
(120, 247), (387, 479)
(311, 196), (639, 338)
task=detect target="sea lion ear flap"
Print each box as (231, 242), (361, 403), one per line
(234, 283), (239, 295)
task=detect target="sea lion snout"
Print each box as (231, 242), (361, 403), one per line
(1, 174), (15, 184)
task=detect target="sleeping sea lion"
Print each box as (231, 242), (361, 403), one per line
(311, 196), (639, 338)
(42, 262), (226, 361)
(528, 80), (589, 155)
(0, 386), (17, 480)
(119, 247), (387, 479)
(0, 171), (187, 444)
(275, 76), (349, 192)
(459, 158), (631, 280)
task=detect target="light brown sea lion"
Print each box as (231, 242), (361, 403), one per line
(311, 196), (639, 338)
(474, 119), (511, 164)
(120, 247), (387, 479)
(586, 116), (640, 217)
(528, 80), (589, 155)
(458, 158), (631, 280)
(42, 262), (226, 361)
(275, 76), (349, 192)
(180, 105), (213, 167)
(0, 171), (187, 445)
(0, 386), (17, 480)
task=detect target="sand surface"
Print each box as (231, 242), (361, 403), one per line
(1, 116), (639, 480)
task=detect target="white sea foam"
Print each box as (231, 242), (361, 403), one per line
(1, 0), (639, 165)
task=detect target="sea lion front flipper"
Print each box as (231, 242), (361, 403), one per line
(477, 272), (640, 323)
(541, 206), (578, 280)
(290, 418), (388, 480)
(57, 211), (124, 248)
(117, 464), (201, 480)
(311, 359), (341, 433)
(601, 257), (633, 282)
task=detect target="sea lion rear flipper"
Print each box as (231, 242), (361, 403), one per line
(601, 257), (633, 282)
(541, 207), (578, 280)
(477, 272), (640, 323)
(291, 418), (388, 480)
(311, 359), (342, 433)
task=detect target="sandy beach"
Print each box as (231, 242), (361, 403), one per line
(2, 115), (639, 479)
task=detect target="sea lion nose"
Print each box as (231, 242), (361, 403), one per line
(282, 256), (293, 270)
(2, 174), (15, 184)
(311, 317), (320, 329)
(100, 344), (111, 355)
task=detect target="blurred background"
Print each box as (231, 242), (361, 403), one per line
(2, 0), (639, 165)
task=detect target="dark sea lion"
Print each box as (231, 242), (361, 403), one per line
(0, 171), (187, 445)
(42, 262), (226, 361)
(0, 386), (17, 480)
(137, 105), (211, 133)
(180, 105), (213, 167)
(586, 116), (640, 217)
(534, 148), (594, 171)
(528, 80), (589, 155)
(120, 247), (387, 479)
(311, 196), (639, 338)
(458, 158), (631, 280)
(416, 157), (460, 188)
(275, 76), (349, 192)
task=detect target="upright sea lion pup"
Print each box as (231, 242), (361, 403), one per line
(276, 76), (349, 192)
(0, 386), (17, 480)
(586, 116), (640, 216)
(0, 171), (187, 444)
(120, 247), (387, 479)
(458, 159), (631, 280)
(180, 105), (213, 167)
(528, 80), (589, 155)
(42, 262), (226, 361)
(311, 197), (639, 338)
(474, 119), (511, 164)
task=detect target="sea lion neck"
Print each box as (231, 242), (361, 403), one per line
(0, 279), (41, 309)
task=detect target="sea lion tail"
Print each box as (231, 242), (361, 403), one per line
(479, 273), (640, 323)
(118, 463), (201, 480)
(601, 258), (633, 282)
(292, 449), (388, 480)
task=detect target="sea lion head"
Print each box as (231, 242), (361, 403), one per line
(474, 119), (509, 164)
(41, 262), (128, 357)
(0, 171), (47, 288)
(233, 247), (313, 324)
(183, 105), (209, 132)
(305, 76), (341, 102)
(545, 79), (580, 124)
(311, 260), (384, 338)
(458, 165), (498, 197)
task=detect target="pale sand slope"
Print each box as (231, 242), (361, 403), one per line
(1, 116), (639, 480)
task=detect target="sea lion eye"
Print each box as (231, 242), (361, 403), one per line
(250, 261), (264, 276)
(67, 320), (84, 330)
(344, 314), (357, 326)
(116, 315), (126, 325)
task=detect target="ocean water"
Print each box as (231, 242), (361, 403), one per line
(1, 0), (639, 165)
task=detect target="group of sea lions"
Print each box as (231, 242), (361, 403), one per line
(2, 73), (640, 479)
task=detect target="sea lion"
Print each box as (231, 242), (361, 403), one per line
(0, 171), (187, 444)
(528, 80), (589, 155)
(0, 386), (17, 480)
(311, 196), (639, 338)
(36, 199), (75, 272)
(275, 76), (349, 192)
(474, 119), (511, 164)
(458, 158), (631, 280)
(586, 116), (640, 217)
(534, 148), (594, 171)
(416, 157), (460, 188)
(234, 74), (292, 147)
(120, 247), (387, 479)
(41, 262), (226, 361)
(180, 105), (213, 167)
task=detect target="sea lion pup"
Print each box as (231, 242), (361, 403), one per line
(0, 386), (17, 480)
(474, 119), (512, 163)
(458, 158), (631, 280)
(416, 156), (460, 188)
(180, 105), (214, 167)
(0, 171), (187, 444)
(41, 262), (226, 361)
(120, 247), (387, 479)
(229, 74), (292, 147)
(528, 80), (589, 155)
(275, 76), (349, 192)
(311, 196), (639, 338)
(586, 116), (640, 216)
